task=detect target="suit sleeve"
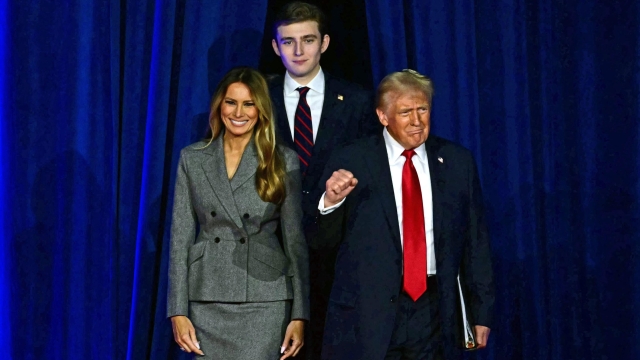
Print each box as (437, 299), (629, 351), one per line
(461, 155), (495, 328)
(167, 150), (197, 317)
(310, 148), (347, 251)
(280, 149), (310, 320)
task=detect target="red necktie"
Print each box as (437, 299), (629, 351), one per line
(294, 87), (313, 175)
(401, 149), (427, 301)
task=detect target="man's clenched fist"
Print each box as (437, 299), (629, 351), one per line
(324, 169), (358, 207)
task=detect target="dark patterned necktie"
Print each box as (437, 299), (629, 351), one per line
(401, 149), (427, 301)
(294, 87), (313, 175)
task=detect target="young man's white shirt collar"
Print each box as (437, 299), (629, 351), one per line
(283, 68), (325, 141)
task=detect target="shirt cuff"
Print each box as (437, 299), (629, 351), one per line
(318, 192), (346, 214)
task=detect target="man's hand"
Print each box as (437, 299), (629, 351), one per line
(280, 320), (305, 359)
(171, 315), (205, 355)
(324, 170), (358, 207)
(474, 325), (491, 349)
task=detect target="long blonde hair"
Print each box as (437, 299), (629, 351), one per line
(206, 67), (286, 204)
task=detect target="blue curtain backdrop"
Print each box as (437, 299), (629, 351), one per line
(2, 0), (639, 359)
(0, 0), (10, 356)
(366, 0), (640, 359)
(3, 0), (268, 359)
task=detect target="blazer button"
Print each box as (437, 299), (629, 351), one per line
(239, 238), (246, 244)
(210, 211), (216, 217)
(243, 213), (249, 219)
(390, 296), (396, 303)
(214, 237), (220, 243)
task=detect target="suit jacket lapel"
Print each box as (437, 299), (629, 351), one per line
(314, 75), (347, 160)
(201, 136), (243, 229)
(271, 79), (294, 147)
(304, 74), (348, 190)
(229, 141), (257, 192)
(425, 137), (445, 253)
(364, 135), (402, 254)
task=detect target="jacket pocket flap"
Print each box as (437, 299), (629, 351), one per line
(187, 241), (207, 266)
(251, 243), (291, 275)
(329, 288), (359, 308)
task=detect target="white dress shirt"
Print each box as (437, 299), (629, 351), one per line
(283, 68), (325, 142)
(319, 128), (436, 275)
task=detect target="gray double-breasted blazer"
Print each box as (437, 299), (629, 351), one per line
(167, 135), (310, 321)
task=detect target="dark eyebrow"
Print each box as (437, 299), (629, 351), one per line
(280, 34), (318, 42)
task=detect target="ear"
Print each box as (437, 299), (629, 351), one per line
(376, 108), (388, 127)
(320, 34), (330, 53)
(272, 39), (281, 56)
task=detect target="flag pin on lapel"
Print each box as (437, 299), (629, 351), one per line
(337, 94), (344, 100)
(438, 157), (444, 163)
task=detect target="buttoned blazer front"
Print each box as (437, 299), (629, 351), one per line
(314, 134), (495, 360)
(167, 135), (310, 321)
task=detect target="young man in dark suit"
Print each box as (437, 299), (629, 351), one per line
(269, 2), (381, 358)
(315, 70), (495, 359)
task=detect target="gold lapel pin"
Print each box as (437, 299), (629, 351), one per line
(438, 157), (444, 163)
(337, 94), (344, 101)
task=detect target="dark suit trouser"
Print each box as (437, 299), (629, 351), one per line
(293, 220), (337, 360)
(385, 276), (443, 360)
(307, 250), (337, 359)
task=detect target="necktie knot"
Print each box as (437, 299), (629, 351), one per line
(401, 149), (416, 160)
(297, 86), (310, 97)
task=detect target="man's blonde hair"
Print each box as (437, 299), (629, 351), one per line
(376, 69), (434, 112)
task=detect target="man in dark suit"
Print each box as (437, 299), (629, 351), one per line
(268, 2), (381, 358)
(314, 70), (495, 360)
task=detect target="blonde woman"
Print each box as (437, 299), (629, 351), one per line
(167, 67), (309, 360)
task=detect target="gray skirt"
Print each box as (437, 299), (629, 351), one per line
(190, 300), (291, 360)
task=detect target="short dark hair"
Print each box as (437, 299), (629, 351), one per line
(272, 2), (328, 40)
